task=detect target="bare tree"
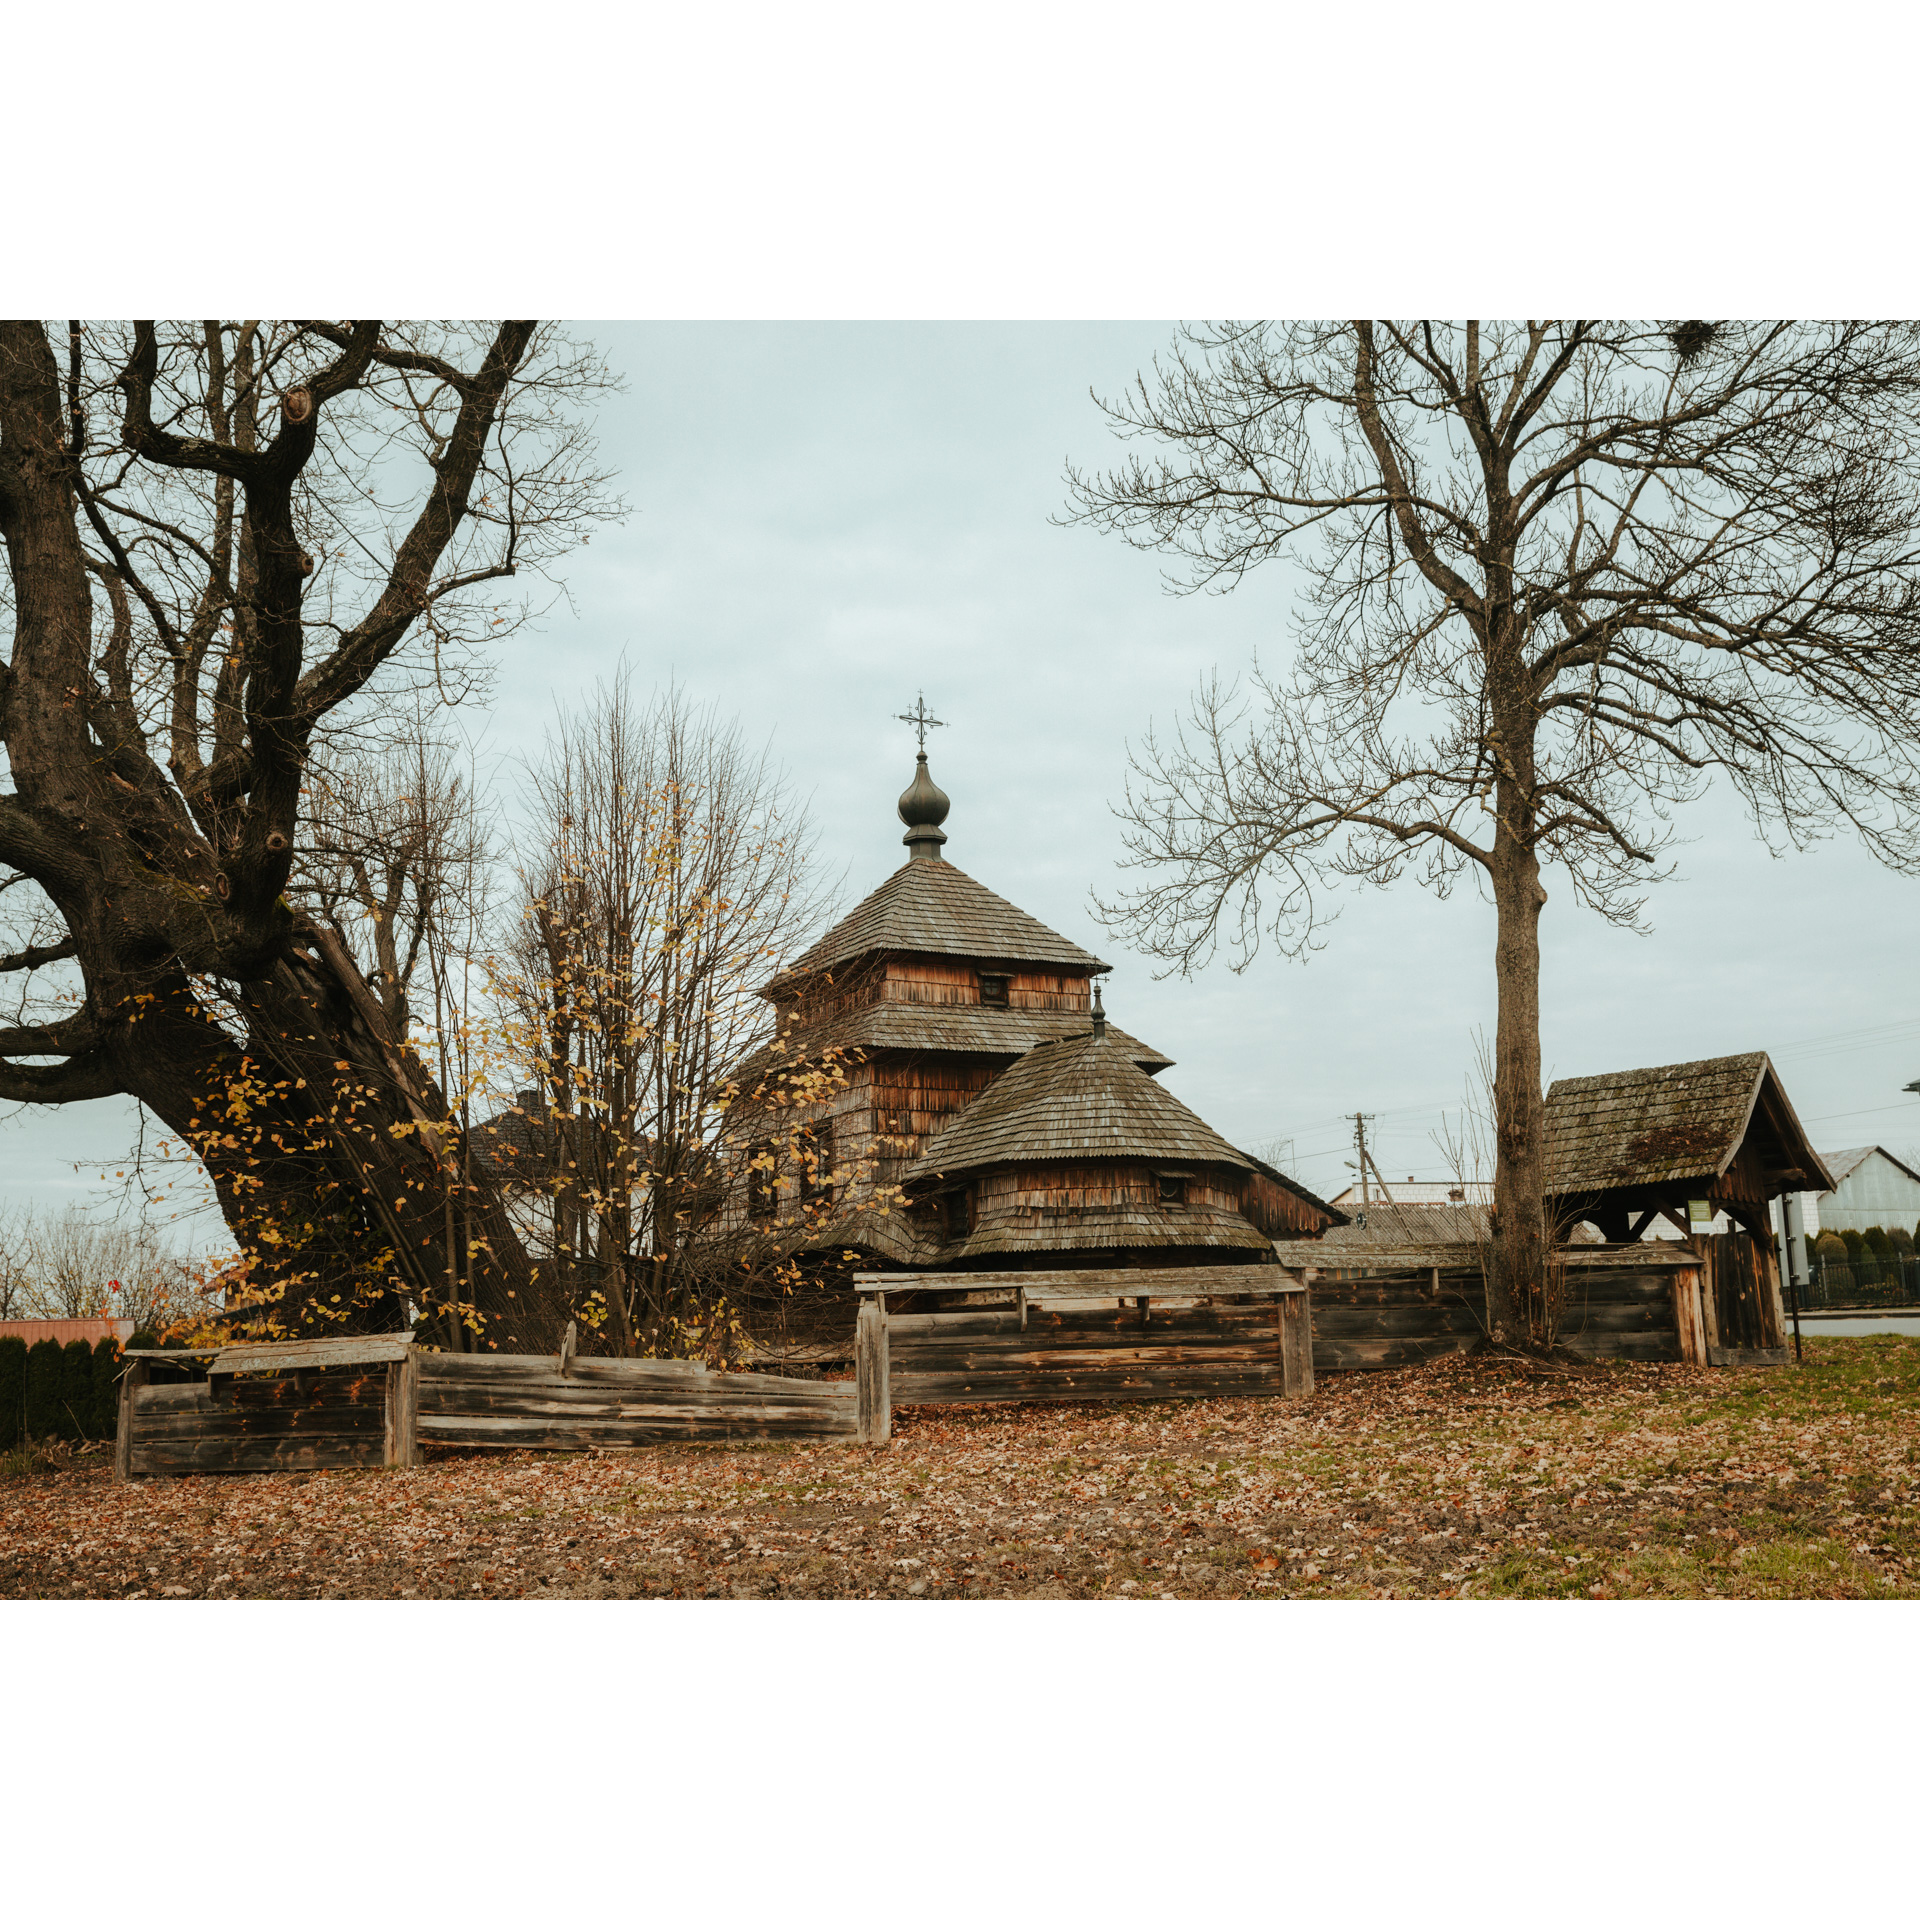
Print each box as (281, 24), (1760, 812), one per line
(298, 705), (496, 1035)
(0, 321), (619, 1342)
(0, 1201), (207, 1330)
(1066, 321), (1920, 1346)
(489, 676), (844, 1357)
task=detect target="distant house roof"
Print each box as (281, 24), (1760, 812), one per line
(466, 1097), (599, 1186)
(909, 1027), (1254, 1183)
(769, 859), (1106, 990)
(1328, 1180), (1491, 1209)
(1320, 1201), (1496, 1250)
(1820, 1145), (1920, 1187)
(728, 1002), (1173, 1091)
(1544, 1051), (1829, 1200)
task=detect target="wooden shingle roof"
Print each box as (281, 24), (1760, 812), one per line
(770, 859), (1106, 989)
(909, 1028), (1255, 1183)
(728, 1003), (1172, 1089)
(931, 1202), (1272, 1264)
(1544, 1051), (1829, 1198)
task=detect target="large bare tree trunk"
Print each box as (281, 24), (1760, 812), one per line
(1487, 810), (1549, 1346)
(1, 319), (605, 1347)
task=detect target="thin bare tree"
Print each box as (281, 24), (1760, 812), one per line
(489, 676), (841, 1357)
(1065, 321), (1920, 1346)
(0, 321), (620, 1341)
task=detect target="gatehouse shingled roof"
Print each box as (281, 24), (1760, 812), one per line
(908, 1027), (1255, 1183)
(728, 1003), (1173, 1089)
(1543, 1051), (1829, 1198)
(770, 859), (1107, 990)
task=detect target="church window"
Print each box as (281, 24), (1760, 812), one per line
(1157, 1173), (1188, 1207)
(978, 971), (1010, 1008)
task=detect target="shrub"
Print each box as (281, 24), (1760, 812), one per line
(60, 1339), (95, 1440)
(1812, 1231), (1849, 1268)
(1840, 1228), (1867, 1265)
(0, 1337), (24, 1449)
(24, 1339), (62, 1440)
(1864, 1225), (1896, 1269)
(91, 1337), (121, 1442)
(1891, 1227), (1915, 1258)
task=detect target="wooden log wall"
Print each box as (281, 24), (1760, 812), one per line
(415, 1352), (859, 1448)
(885, 1298), (1306, 1408)
(123, 1368), (394, 1476)
(1309, 1258), (1686, 1369)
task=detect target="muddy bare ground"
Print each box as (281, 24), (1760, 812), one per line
(3, 1337), (1916, 1600)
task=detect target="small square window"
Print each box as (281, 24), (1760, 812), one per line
(1157, 1174), (1188, 1207)
(944, 1188), (973, 1240)
(978, 972), (1010, 1008)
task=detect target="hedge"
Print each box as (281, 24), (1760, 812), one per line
(24, 1339), (62, 1441)
(92, 1337), (121, 1441)
(58, 1339), (94, 1441)
(0, 1337), (24, 1449)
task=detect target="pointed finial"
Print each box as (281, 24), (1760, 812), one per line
(895, 694), (950, 860)
(895, 693), (946, 749)
(1091, 980), (1106, 1037)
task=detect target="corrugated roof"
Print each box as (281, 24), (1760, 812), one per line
(771, 858), (1106, 987)
(1320, 1202), (1495, 1249)
(729, 1003), (1172, 1089)
(1544, 1051), (1828, 1196)
(910, 1028), (1256, 1182)
(1821, 1146), (1880, 1185)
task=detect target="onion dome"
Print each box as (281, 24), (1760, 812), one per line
(898, 751), (951, 861)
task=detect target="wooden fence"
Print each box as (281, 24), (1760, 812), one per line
(113, 1244), (1750, 1478)
(1268, 1244), (1708, 1368)
(852, 1269), (1314, 1444)
(115, 1335), (419, 1480)
(415, 1348), (858, 1448)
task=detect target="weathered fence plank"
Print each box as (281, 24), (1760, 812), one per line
(413, 1351), (858, 1449)
(855, 1300), (891, 1445)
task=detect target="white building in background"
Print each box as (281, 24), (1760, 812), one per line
(1792, 1146), (1920, 1236)
(1329, 1145), (1920, 1249)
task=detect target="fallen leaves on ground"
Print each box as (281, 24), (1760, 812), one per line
(4, 1336), (1917, 1600)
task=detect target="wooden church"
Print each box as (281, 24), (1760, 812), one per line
(725, 737), (1341, 1283)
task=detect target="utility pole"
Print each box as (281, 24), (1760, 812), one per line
(1350, 1113), (1383, 1205)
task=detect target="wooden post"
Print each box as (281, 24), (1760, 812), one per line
(113, 1357), (149, 1484)
(1279, 1290), (1315, 1399)
(385, 1351), (421, 1469)
(558, 1320), (577, 1379)
(855, 1298), (890, 1446)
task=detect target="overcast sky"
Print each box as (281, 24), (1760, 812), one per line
(6, 320), (1919, 1242)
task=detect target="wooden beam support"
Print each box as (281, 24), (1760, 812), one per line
(855, 1298), (891, 1446)
(1671, 1265), (1708, 1368)
(113, 1357), (148, 1483)
(1279, 1291), (1314, 1400)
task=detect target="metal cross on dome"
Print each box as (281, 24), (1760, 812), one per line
(895, 693), (947, 749)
